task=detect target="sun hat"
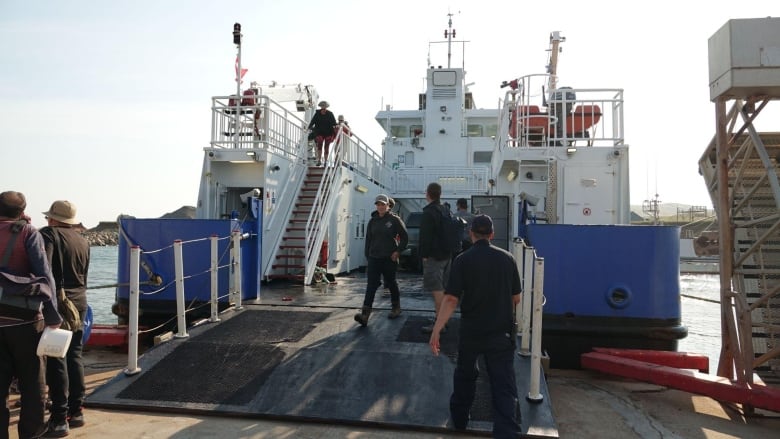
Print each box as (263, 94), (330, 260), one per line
(470, 214), (493, 235)
(43, 200), (78, 225)
(318, 100), (329, 108)
(375, 194), (389, 205)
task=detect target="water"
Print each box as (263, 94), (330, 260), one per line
(86, 246), (122, 325)
(86, 246), (724, 371)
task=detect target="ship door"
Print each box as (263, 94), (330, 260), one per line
(561, 166), (616, 224)
(470, 195), (511, 251)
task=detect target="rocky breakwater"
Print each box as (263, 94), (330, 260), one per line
(83, 221), (120, 246)
(82, 206), (196, 247)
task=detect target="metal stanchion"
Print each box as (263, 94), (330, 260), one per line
(173, 240), (189, 339)
(210, 235), (220, 322)
(527, 257), (545, 403)
(232, 230), (243, 310)
(124, 246), (141, 376)
(520, 246), (535, 356)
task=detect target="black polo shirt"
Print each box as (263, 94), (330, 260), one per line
(445, 239), (521, 344)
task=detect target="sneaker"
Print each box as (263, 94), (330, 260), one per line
(68, 412), (85, 428)
(388, 308), (402, 319)
(316, 161), (322, 167)
(42, 419), (69, 438)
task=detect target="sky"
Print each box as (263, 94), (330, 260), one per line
(1, 0), (777, 228)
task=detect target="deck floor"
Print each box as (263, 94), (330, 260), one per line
(87, 271), (557, 438)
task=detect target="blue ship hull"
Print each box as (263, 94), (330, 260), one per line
(526, 224), (687, 368)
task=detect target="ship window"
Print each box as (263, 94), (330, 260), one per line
(467, 124), (483, 137)
(473, 151), (492, 163)
(410, 125), (423, 137)
(390, 126), (408, 138)
(485, 124), (498, 137)
(432, 70), (457, 86)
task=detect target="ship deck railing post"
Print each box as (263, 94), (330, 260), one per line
(527, 257), (545, 403)
(232, 230), (243, 310)
(124, 245), (142, 376)
(518, 244), (534, 355)
(209, 235), (220, 322)
(173, 240), (189, 339)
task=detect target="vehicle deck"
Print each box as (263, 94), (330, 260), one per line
(87, 271), (557, 438)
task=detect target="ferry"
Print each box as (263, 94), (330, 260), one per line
(113, 19), (686, 369)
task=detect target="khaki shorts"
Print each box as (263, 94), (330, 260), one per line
(423, 257), (451, 291)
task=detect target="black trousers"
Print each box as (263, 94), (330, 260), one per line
(450, 337), (520, 438)
(0, 321), (47, 439)
(47, 325), (85, 423)
(363, 256), (400, 308)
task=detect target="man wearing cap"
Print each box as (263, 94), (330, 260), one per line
(40, 200), (90, 437)
(428, 214), (522, 438)
(355, 194), (408, 326)
(0, 191), (62, 439)
(308, 100), (337, 166)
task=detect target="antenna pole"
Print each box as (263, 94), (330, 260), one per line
(233, 23), (242, 151)
(444, 13), (456, 68)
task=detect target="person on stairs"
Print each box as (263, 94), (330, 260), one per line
(307, 100), (337, 166)
(355, 194), (408, 326)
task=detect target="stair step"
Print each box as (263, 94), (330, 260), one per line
(282, 236), (304, 240)
(272, 264), (305, 269)
(279, 245), (304, 249)
(276, 254), (305, 259)
(266, 274), (305, 281)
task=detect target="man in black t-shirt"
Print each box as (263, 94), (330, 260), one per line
(428, 214), (521, 437)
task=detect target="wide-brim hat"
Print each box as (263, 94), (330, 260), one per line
(318, 100), (329, 108)
(43, 200), (78, 225)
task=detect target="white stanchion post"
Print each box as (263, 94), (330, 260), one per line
(232, 230), (243, 310)
(519, 246), (534, 355)
(173, 240), (189, 338)
(527, 257), (545, 403)
(124, 246), (141, 376)
(210, 235), (220, 322)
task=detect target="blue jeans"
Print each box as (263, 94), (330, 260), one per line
(450, 337), (520, 438)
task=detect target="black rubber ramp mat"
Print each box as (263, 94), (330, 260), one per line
(117, 310), (328, 404)
(396, 315), (493, 423)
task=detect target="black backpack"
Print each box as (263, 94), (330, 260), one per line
(438, 206), (468, 254)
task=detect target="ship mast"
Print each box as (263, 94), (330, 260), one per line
(444, 13), (456, 68)
(546, 31), (565, 92)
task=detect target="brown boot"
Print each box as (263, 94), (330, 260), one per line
(354, 306), (371, 326)
(388, 303), (402, 319)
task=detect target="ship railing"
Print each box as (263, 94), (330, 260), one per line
(335, 125), (388, 184)
(513, 238), (546, 403)
(498, 76), (624, 150)
(391, 167), (489, 194)
(121, 232), (245, 376)
(210, 94), (308, 161)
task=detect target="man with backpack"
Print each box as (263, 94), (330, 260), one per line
(0, 191), (62, 439)
(420, 182), (454, 333)
(454, 198), (474, 254)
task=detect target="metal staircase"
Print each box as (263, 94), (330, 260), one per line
(699, 100), (780, 385)
(267, 132), (346, 284)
